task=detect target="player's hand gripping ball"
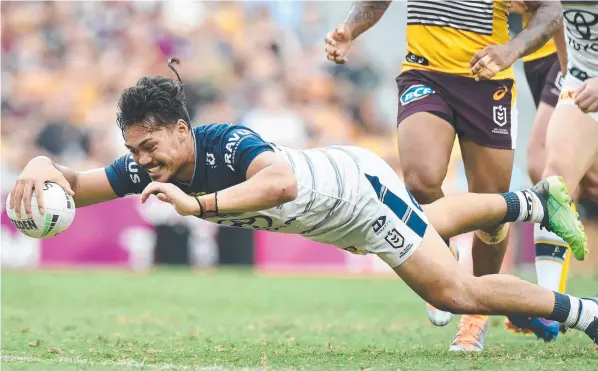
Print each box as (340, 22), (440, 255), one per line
(5, 182), (75, 238)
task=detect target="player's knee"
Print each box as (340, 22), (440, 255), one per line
(543, 156), (570, 180)
(402, 169), (444, 203)
(426, 278), (478, 314)
(475, 223), (509, 245)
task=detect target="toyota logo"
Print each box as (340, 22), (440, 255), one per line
(565, 9), (598, 41)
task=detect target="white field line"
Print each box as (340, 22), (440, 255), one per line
(1, 355), (267, 371)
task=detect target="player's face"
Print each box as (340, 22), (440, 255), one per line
(124, 121), (192, 182)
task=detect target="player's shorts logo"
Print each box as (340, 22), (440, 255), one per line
(559, 89), (576, 102)
(492, 105), (507, 127)
(385, 228), (404, 249)
(372, 215), (388, 235)
(493, 86), (508, 101)
(400, 84), (435, 106)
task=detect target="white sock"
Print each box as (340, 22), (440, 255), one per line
(513, 190), (544, 223)
(534, 224), (568, 292)
(563, 296), (598, 331)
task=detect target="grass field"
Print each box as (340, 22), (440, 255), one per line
(1, 269), (597, 371)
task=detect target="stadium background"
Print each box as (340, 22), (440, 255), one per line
(2, 1), (597, 274)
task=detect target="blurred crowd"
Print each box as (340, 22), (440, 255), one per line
(1, 1), (399, 194)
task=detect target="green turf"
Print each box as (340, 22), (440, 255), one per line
(1, 269), (597, 370)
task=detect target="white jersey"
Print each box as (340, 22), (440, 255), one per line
(205, 145), (429, 268)
(206, 146), (359, 240)
(563, 2), (598, 77)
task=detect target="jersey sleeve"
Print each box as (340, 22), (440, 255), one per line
(104, 154), (152, 197)
(221, 126), (274, 176)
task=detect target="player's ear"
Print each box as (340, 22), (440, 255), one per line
(176, 119), (189, 140)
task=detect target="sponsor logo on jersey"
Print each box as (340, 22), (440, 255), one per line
(565, 9), (598, 58)
(565, 9), (598, 41)
(405, 52), (429, 66)
(400, 84), (435, 106)
(493, 86), (508, 101)
(570, 66), (589, 81)
(127, 158), (141, 184)
(224, 129), (252, 172)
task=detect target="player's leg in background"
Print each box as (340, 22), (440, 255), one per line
(395, 72), (458, 326)
(578, 163), (598, 274)
(526, 59), (572, 307)
(515, 58), (567, 340)
(454, 138), (514, 350)
(543, 105), (598, 201)
(527, 102), (553, 184)
(542, 101), (598, 265)
(397, 112), (455, 205)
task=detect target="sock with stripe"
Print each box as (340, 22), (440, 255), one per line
(548, 293), (598, 335)
(500, 190), (544, 224)
(534, 224), (569, 293)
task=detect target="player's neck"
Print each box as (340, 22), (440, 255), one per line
(173, 133), (197, 182)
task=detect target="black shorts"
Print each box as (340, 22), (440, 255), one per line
(523, 53), (561, 108)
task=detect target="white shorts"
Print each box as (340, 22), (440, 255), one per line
(334, 147), (429, 268)
(557, 73), (598, 122)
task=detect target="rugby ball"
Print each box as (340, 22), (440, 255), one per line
(5, 182), (76, 238)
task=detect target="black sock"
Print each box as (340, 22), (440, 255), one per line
(500, 192), (521, 224)
(548, 292), (571, 323)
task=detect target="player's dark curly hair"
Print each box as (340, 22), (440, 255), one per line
(116, 58), (191, 134)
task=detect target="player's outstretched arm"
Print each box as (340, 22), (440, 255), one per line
(9, 156), (118, 217)
(140, 151), (297, 216)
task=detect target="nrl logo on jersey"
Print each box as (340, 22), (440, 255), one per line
(206, 153), (216, 168)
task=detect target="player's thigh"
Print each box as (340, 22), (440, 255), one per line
(396, 71), (456, 199)
(355, 157), (430, 268)
(459, 138), (514, 193)
(528, 58), (561, 183)
(392, 222), (470, 302)
(545, 101), (598, 192)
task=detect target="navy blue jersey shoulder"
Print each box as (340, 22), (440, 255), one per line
(104, 123), (274, 197)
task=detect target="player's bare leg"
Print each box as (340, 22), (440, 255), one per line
(398, 113), (455, 205)
(544, 105), (598, 199)
(397, 112), (459, 326)
(538, 105), (595, 268)
(527, 102), (554, 184)
(450, 138), (514, 351)
(511, 101), (566, 341)
(393, 177), (597, 346)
